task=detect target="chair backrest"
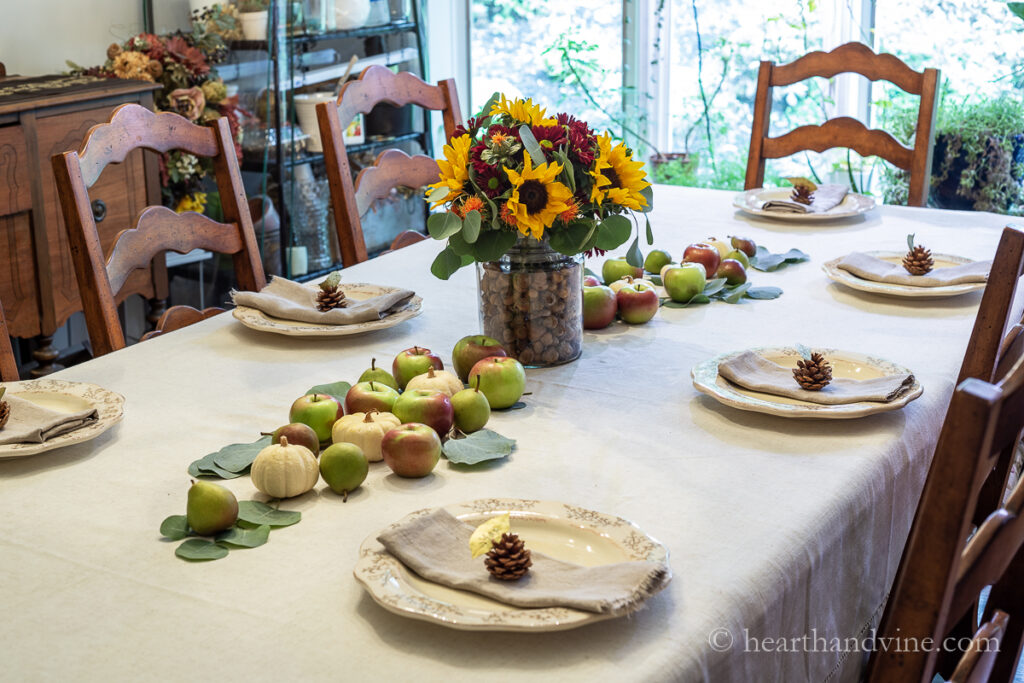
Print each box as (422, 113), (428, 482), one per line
(0, 62), (6, 78)
(317, 65), (462, 266)
(52, 104), (266, 357)
(0, 298), (18, 381)
(866, 312), (1024, 681)
(745, 42), (940, 207)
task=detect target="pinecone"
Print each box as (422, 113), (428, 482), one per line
(793, 352), (833, 391)
(902, 233), (934, 275)
(0, 399), (9, 430)
(790, 184), (815, 205)
(484, 532), (532, 581)
(316, 271), (347, 312)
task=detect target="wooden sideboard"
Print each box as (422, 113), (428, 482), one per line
(0, 75), (166, 376)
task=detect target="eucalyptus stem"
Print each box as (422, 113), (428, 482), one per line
(691, 0), (716, 173)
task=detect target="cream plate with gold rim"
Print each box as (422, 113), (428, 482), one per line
(733, 187), (876, 220)
(822, 251), (986, 298)
(691, 346), (922, 419)
(232, 282), (423, 337)
(0, 379), (125, 458)
(353, 498), (671, 632)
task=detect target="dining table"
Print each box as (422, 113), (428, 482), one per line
(0, 184), (1013, 682)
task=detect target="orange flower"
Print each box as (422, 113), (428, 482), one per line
(499, 202), (518, 227)
(558, 198), (580, 224)
(490, 132), (510, 146)
(460, 196), (485, 216)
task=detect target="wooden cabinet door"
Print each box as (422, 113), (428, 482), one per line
(0, 123), (40, 337)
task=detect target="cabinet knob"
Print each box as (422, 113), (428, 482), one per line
(91, 199), (107, 223)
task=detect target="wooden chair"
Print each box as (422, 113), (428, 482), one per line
(0, 62), (7, 78)
(317, 65), (462, 267)
(0, 298), (19, 381)
(865, 233), (1024, 682)
(138, 307), (223, 342)
(52, 104), (266, 357)
(745, 42), (940, 207)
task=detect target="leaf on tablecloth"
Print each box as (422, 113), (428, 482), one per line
(216, 524), (271, 548)
(442, 429), (515, 465)
(188, 453), (243, 479)
(212, 435), (272, 473)
(722, 282), (752, 304)
(237, 500), (301, 527)
(750, 245), (810, 272)
(160, 515), (190, 540)
(305, 381), (351, 405)
(175, 539), (229, 561)
(745, 286), (783, 300)
(703, 278), (728, 297)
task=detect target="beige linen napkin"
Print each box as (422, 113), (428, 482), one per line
(837, 252), (991, 287)
(377, 509), (669, 615)
(0, 394), (98, 445)
(762, 184), (849, 213)
(718, 350), (915, 405)
(231, 277), (414, 325)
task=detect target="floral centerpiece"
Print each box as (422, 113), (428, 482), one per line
(69, 9), (244, 213)
(425, 95), (653, 367)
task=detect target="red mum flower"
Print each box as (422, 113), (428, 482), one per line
(530, 124), (567, 158)
(473, 162), (505, 198)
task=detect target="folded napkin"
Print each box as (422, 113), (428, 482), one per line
(0, 393), (98, 445)
(377, 509), (669, 615)
(761, 184), (849, 213)
(718, 350), (915, 405)
(837, 252), (991, 287)
(231, 277), (414, 325)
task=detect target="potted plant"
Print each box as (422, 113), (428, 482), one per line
(239, 0), (270, 41)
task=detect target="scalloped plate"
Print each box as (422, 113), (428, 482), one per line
(232, 282), (422, 337)
(822, 251), (986, 298)
(733, 187), (875, 220)
(691, 346), (922, 419)
(353, 499), (671, 631)
(0, 379), (125, 458)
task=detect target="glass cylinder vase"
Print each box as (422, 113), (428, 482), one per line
(476, 237), (584, 368)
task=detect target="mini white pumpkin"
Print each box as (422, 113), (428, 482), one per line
(332, 410), (401, 462)
(250, 437), (319, 498)
(404, 368), (464, 397)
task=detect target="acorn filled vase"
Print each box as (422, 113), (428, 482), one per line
(477, 237), (583, 368)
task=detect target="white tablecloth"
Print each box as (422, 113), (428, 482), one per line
(0, 186), (1010, 682)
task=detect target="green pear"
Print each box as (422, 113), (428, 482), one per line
(451, 380), (491, 433)
(358, 357), (398, 391)
(186, 480), (239, 536)
(319, 443), (368, 501)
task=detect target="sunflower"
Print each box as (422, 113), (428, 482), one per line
(427, 134), (472, 208)
(588, 133), (649, 211)
(504, 152), (573, 240)
(490, 95), (557, 126)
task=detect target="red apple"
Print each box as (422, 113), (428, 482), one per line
(288, 394), (344, 443)
(381, 423), (441, 478)
(468, 357), (526, 409)
(583, 275), (602, 287)
(716, 258), (748, 286)
(268, 422), (320, 456)
(345, 381), (399, 414)
(583, 285), (617, 330)
(616, 282), (659, 324)
(682, 243), (721, 278)
(392, 389), (454, 436)
(451, 335), (508, 383)
(392, 346), (444, 390)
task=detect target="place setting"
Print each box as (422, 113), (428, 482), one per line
(230, 271), (423, 337)
(733, 177), (876, 222)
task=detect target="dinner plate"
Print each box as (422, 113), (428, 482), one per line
(232, 282), (423, 337)
(0, 379), (125, 458)
(353, 498), (671, 632)
(822, 251), (986, 298)
(732, 187), (876, 220)
(691, 346), (922, 419)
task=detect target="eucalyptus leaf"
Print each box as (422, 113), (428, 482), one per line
(175, 539), (229, 561)
(746, 286), (783, 300)
(594, 215), (632, 250)
(625, 237), (644, 268)
(431, 247), (464, 280)
(442, 429), (516, 465)
(722, 282), (752, 304)
(645, 216), (653, 245)
(463, 210), (481, 243)
(472, 230), (517, 262)
(426, 212), (449, 239)
(648, 274), (662, 286)
(479, 91), (500, 120)
(639, 185), (654, 213)
(237, 500), (301, 527)
(160, 515), (190, 540)
(519, 125), (544, 161)
(216, 524), (271, 548)
(304, 381), (351, 405)
(426, 186), (448, 205)
(702, 277), (728, 297)
(750, 245), (810, 272)
(435, 212), (463, 240)
(1011, 2), (1024, 20)
(547, 222), (591, 256)
(448, 230), (473, 256)
(211, 435), (273, 474)
(188, 453), (243, 479)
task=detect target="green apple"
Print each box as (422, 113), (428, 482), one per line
(468, 357), (526, 409)
(357, 358), (398, 390)
(663, 263), (707, 302)
(392, 346), (444, 390)
(452, 335), (508, 383)
(451, 382), (491, 433)
(601, 257), (643, 285)
(289, 393), (345, 443)
(186, 480), (238, 536)
(659, 262), (680, 279)
(319, 442), (368, 501)
(724, 249), (750, 269)
(644, 249), (673, 274)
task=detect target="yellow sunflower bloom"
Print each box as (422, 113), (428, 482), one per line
(504, 152), (573, 240)
(489, 95), (557, 126)
(427, 134), (472, 208)
(175, 192), (207, 214)
(589, 133), (650, 211)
